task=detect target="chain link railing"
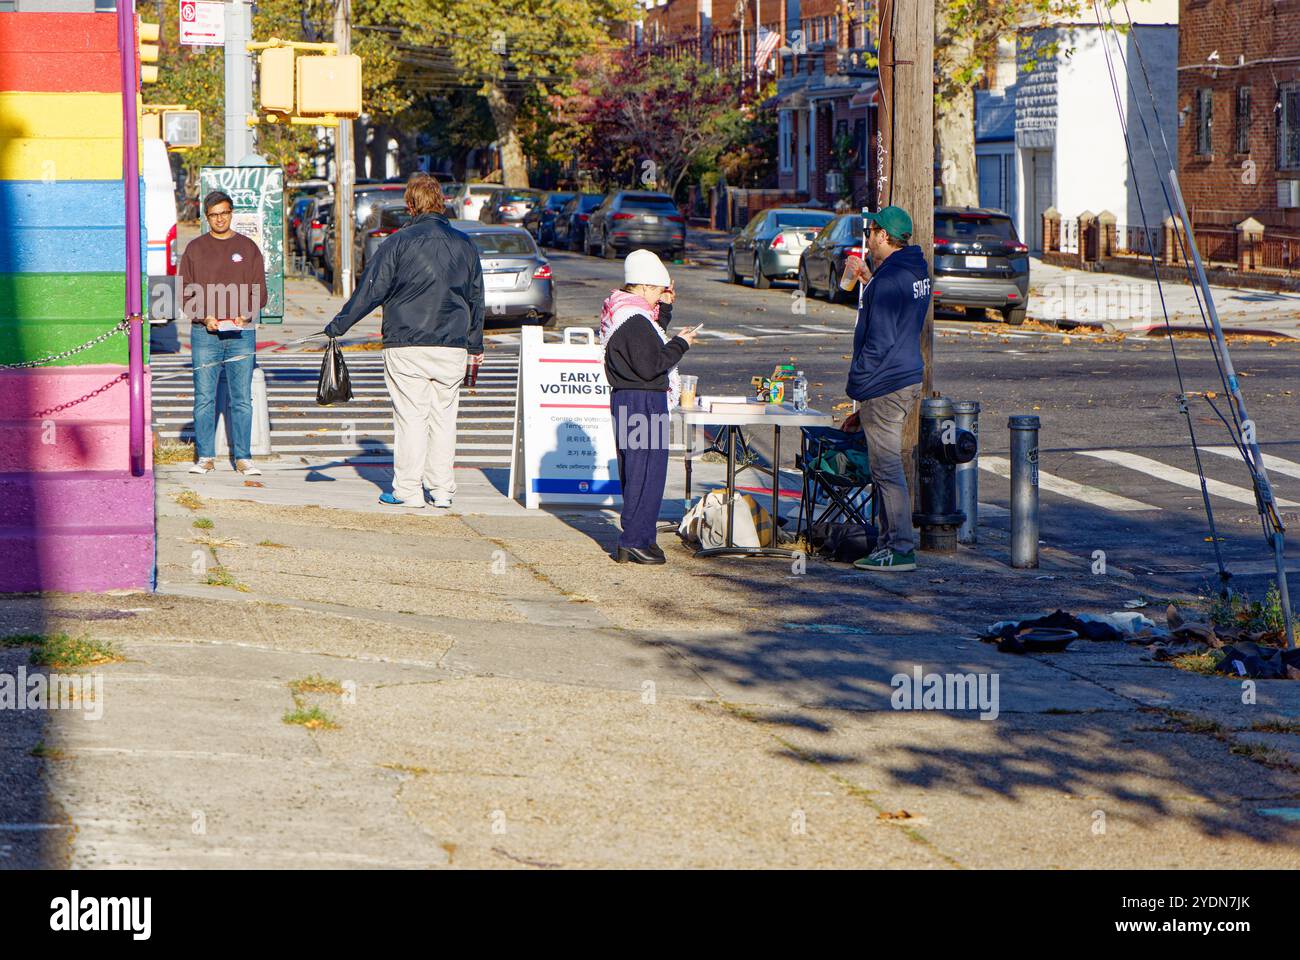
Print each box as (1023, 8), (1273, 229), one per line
(0, 319), (130, 370)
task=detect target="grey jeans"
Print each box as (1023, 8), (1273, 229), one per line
(860, 383), (922, 553)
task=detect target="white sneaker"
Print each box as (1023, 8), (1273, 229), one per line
(235, 459), (262, 476)
(431, 496), (453, 509)
(189, 459), (215, 474)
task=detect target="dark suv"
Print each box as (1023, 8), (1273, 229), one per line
(585, 191), (685, 260)
(933, 207), (1030, 324)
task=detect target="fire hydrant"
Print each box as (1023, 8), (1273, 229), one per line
(912, 396), (978, 552)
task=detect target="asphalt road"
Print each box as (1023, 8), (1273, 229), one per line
(544, 241), (1300, 598)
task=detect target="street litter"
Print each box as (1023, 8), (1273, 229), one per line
(981, 609), (1163, 655)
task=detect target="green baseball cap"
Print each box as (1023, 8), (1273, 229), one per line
(863, 206), (913, 241)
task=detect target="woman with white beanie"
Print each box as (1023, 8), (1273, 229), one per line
(600, 249), (701, 564)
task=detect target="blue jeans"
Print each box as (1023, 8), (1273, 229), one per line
(191, 325), (256, 460)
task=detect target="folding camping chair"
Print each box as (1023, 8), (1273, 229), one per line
(796, 425), (876, 547)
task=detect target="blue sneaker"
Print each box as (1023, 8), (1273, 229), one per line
(378, 492), (423, 509)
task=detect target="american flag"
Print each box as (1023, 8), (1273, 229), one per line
(755, 26), (782, 72)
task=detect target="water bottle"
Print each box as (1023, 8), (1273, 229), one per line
(792, 371), (808, 411)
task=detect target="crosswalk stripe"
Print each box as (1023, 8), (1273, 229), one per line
(1079, 449), (1300, 508)
(1204, 446), (1300, 481)
(980, 455), (1159, 511)
(151, 347), (520, 466)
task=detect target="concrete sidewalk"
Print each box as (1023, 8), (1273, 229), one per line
(3, 452), (1299, 869)
(1028, 258), (1300, 338)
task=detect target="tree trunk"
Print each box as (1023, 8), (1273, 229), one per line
(368, 122), (389, 180)
(484, 81), (530, 188)
(935, 31), (979, 208)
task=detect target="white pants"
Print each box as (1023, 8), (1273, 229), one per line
(382, 345), (467, 502)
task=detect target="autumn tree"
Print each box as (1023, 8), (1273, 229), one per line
(377, 0), (639, 187)
(932, 0), (1124, 206)
(559, 47), (760, 200)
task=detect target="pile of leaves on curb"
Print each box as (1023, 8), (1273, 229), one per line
(1151, 601), (1300, 680)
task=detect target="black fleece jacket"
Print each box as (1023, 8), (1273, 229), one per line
(603, 302), (689, 391)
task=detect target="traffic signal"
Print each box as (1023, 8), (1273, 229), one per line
(139, 20), (160, 84)
(259, 46), (296, 114)
(296, 54), (362, 118)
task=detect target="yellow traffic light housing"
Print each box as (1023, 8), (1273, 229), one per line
(259, 46), (296, 114)
(296, 54), (362, 118)
(139, 19), (160, 84)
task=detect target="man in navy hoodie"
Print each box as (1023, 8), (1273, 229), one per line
(843, 206), (930, 572)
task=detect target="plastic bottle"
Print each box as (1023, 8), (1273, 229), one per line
(792, 371), (808, 411)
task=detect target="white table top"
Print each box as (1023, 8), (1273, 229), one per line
(674, 403), (833, 428)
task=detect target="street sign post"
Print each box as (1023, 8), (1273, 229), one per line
(179, 0), (224, 46)
(198, 165), (285, 323)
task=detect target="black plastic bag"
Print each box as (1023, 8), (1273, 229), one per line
(316, 337), (353, 405)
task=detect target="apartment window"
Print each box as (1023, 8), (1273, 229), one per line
(1235, 86), (1251, 154)
(1195, 88), (1213, 157)
(854, 118), (867, 171)
(1281, 84), (1300, 170)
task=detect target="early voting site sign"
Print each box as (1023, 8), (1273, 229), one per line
(198, 165), (285, 322)
(510, 326), (621, 509)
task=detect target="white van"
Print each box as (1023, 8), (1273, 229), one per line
(143, 138), (179, 323)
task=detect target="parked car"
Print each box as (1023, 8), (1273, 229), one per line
(354, 201), (410, 273)
(933, 206), (1030, 324)
(523, 191), (576, 245)
(553, 192), (605, 251)
(478, 187), (544, 225)
(352, 183), (405, 229)
(797, 213), (864, 303)
(452, 221), (554, 325)
(584, 191), (685, 260)
(289, 197), (314, 255)
(727, 207), (835, 290)
(307, 199), (332, 268)
(449, 183), (499, 222)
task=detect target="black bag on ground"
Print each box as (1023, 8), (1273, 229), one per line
(317, 337), (353, 405)
(809, 522), (878, 563)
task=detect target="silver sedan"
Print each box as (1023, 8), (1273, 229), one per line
(453, 221), (555, 325)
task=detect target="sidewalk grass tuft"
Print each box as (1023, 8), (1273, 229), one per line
(288, 674), (344, 696)
(283, 705), (339, 730)
(13, 632), (124, 669)
(192, 518), (214, 530)
(173, 490), (204, 511)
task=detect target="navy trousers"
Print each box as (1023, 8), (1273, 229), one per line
(612, 389), (670, 550)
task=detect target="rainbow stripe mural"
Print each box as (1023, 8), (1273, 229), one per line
(0, 11), (155, 592)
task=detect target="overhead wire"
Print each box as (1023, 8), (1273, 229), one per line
(1089, 0), (1230, 581)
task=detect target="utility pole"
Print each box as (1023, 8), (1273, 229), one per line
(333, 0), (355, 298)
(223, 0), (255, 163)
(876, 0), (934, 512)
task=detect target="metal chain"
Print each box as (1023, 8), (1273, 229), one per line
(0, 319), (129, 370)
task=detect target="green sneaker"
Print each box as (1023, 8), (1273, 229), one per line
(854, 548), (917, 572)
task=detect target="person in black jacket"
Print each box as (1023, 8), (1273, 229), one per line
(323, 173), (485, 510)
(600, 250), (701, 564)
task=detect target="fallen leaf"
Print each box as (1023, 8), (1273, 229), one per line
(243, 480), (265, 488)
(878, 810), (913, 820)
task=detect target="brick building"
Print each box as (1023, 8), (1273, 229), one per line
(638, 0), (879, 209)
(1178, 0), (1300, 232)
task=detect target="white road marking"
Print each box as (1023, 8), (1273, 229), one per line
(1080, 449), (1300, 508)
(1204, 446), (1300, 481)
(980, 455), (1159, 511)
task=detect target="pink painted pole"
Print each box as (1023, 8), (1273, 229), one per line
(118, 0), (146, 477)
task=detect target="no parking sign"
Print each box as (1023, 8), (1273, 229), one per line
(179, 0), (224, 46)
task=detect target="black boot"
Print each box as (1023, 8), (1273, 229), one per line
(615, 546), (666, 565)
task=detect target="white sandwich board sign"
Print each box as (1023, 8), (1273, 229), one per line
(509, 326), (621, 509)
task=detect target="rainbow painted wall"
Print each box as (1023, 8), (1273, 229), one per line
(0, 11), (155, 592)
